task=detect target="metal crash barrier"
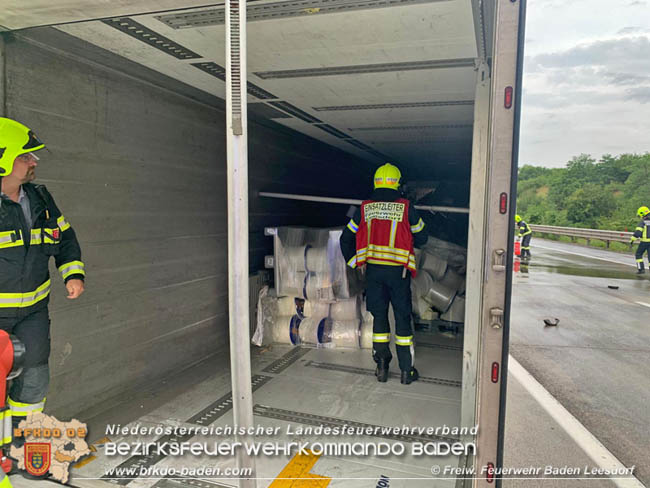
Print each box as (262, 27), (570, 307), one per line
(530, 224), (635, 248)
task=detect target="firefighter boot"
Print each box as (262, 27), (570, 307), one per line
(636, 262), (645, 274)
(375, 359), (389, 383)
(401, 367), (419, 385)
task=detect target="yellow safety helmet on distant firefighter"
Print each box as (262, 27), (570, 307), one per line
(0, 117), (45, 176)
(638, 206), (650, 218)
(374, 163), (401, 189)
(515, 214), (522, 223)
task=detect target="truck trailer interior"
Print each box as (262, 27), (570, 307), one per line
(0, 0), (524, 486)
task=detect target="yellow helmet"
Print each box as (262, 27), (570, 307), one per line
(638, 206), (650, 218)
(0, 118), (45, 176)
(515, 214), (522, 223)
(374, 163), (401, 189)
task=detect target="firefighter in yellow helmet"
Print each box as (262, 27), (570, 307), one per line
(0, 118), (86, 454)
(515, 214), (532, 259)
(340, 163), (427, 384)
(631, 206), (650, 274)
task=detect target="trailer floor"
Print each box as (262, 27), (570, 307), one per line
(7, 325), (628, 488)
(11, 331), (467, 488)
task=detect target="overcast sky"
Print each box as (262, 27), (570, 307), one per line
(519, 0), (650, 167)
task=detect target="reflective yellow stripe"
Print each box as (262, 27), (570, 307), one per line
(373, 333), (390, 343)
(0, 280), (51, 308)
(347, 255), (357, 268)
(389, 220), (397, 248)
(30, 229), (42, 245)
(347, 219), (359, 233)
(58, 260), (86, 280)
(0, 230), (23, 249)
(411, 218), (425, 233)
(395, 335), (413, 346)
(0, 472), (12, 488)
(57, 215), (71, 232)
(367, 244), (410, 256)
(8, 396), (46, 416)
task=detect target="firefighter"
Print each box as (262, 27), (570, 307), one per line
(0, 118), (85, 436)
(515, 214), (532, 259)
(631, 206), (650, 274)
(340, 163), (427, 384)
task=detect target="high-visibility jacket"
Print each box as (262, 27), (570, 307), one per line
(633, 217), (650, 242)
(347, 198), (423, 276)
(0, 183), (85, 318)
(518, 220), (532, 237)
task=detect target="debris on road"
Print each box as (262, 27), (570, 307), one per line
(543, 318), (560, 327)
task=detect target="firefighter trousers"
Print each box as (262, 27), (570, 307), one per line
(521, 234), (532, 257)
(635, 242), (650, 270)
(0, 307), (50, 422)
(365, 264), (414, 372)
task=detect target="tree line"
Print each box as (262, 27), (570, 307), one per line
(516, 153), (650, 231)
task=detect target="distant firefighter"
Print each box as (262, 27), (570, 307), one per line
(515, 215), (532, 259)
(631, 206), (650, 274)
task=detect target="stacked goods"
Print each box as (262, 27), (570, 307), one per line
(255, 229), (468, 348)
(411, 237), (467, 326)
(257, 227), (367, 349)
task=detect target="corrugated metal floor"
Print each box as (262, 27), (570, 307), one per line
(11, 330), (465, 488)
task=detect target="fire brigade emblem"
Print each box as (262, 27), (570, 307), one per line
(25, 443), (51, 476)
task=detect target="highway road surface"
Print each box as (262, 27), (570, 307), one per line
(508, 239), (650, 486)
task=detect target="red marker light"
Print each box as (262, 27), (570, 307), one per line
(504, 86), (513, 109)
(492, 362), (500, 383)
(499, 192), (508, 214)
(486, 463), (495, 483)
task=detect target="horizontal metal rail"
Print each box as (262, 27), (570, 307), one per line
(258, 191), (470, 214)
(530, 224), (637, 248)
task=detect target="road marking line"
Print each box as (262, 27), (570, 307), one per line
(508, 356), (645, 488)
(635, 301), (650, 309)
(269, 449), (331, 487)
(535, 244), (636, 267)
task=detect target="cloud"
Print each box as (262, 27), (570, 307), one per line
(528, 36), (650, 72)
(617, 26), (649, 34)
(626, 87), (650, 103)
(627, 1), (647, 5)
(605, 71), (650, 85)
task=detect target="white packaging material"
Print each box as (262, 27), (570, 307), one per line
(330, 320), (361, 348)
(304, 273), (335, 302)
(359, 320), (373, 349)
(278, 266), (306, 299)
(440, 269), (465, 294)
(277, 296), (300, 316)
(251, 285), (270, 346)
(423, 282), (456, 313)
(412, 270), (434, 300)
(302, 301), (330, 318)
(421, 251), (447, 280)
(330, 297), (360, 321)
(441, 296), (466, 323)
(268, 315), (301, 345)
(413, 295), (437, 321)
(285, 246), (308, 271)
(299, 316), (329, 344)
(305, 246), (329, 272)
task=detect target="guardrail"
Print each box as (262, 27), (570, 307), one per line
(529, 224), (635, 248)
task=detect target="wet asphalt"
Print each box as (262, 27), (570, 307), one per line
(509, 239), (650, 486)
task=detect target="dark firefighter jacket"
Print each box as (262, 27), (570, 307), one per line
(517, 220), (532, 237)
(0, 183), (85, 318)
(633, 216), (650, 242)
(340, 188), (428, 265)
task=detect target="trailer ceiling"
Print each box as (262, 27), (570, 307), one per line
(0, 0), (493, 181)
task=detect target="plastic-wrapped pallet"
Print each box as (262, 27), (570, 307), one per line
(273, 227), (363, 301)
